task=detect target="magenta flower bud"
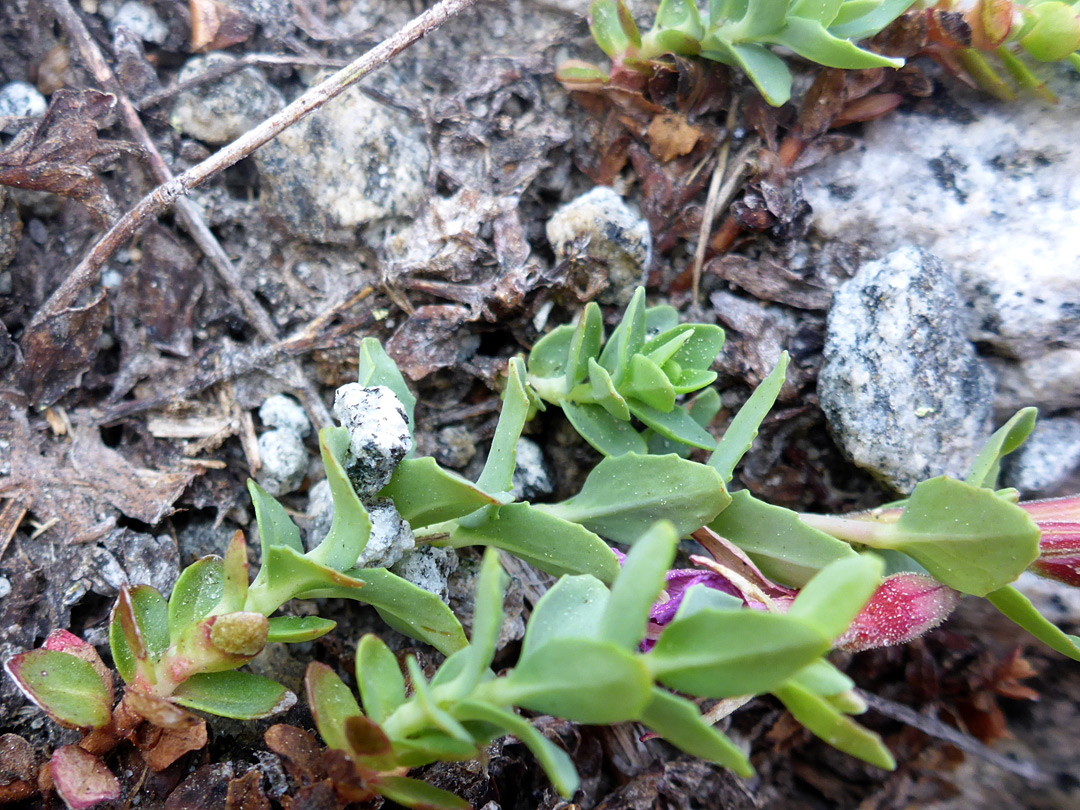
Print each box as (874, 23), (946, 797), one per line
(837, 573), (959, 652)
(1028, 522), (1080, 587)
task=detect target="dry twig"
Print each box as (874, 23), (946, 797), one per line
(35, 0), (480, 423)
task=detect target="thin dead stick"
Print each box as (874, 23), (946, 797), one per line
(33, 0), (480, 331)
(133, 54), (350, 110)
(46, 0), (336, 428)
(690, 101), (739, 306)
(859, 691), (1045, 781)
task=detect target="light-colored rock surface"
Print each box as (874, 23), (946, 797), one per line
(547, 186), (652, 304)
(257, 428), (307, 496)
(170, 54), (283, 145)
(0, 81), (46, 118)
(256, 81), (428, 242)
(1003, 417), (1080, 495)
(818, 247), (995, 493)
(259, 393), (311, 438)
(333, 384), (413, 495)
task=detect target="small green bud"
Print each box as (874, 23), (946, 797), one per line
(209, 613), (269, 657)
(1020, 1), (1080, 62)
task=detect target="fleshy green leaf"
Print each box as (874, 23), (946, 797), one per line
(168, 557), (224, 643)
(709, 352), (789, 484)
(356, 633), (407, 723)
(522, 575), (610, 655)
(477, 358), (531, 494)
(5, 650), (112, 729)
(601, 522), (679, 651)
(828, 0), (915, 38)
(627, 398), (717, 450)
(656, 0), (705, 37)
(248, 480), (303, 562)
(305, 661), (362, 751)
(830, 0), (885, 26)
(406, 656), (473, 744)
(173, 671), (296, 720)
(311, 567), (468, 655)
(438, 548), (507, 699)
(965, 408), (1038, 489)
(590, 0), (633, 56)
(501, 638), (653, 723)
(564, 400), (649, 456)
(703, 40), (793, 106)
(786, 553), (884, 640)
(624, 354), (677, 412)
(653, 28), (703, 54)
(768, 17), (904, 68)
(773, 680), (895, 769)
(307, 427), (372, 571)
(884, 477), (1040, 596)
(642, 323), (725, 371)
(527, 324), (575, 379)
(390, 731), (481, 768)
(788, 659), (856, 698)
(448, 502), (621, 584)
(640, 688), (753, 777)
(985, 585), (1080, 661)
(110, 585), (170, 684)
(381, 457), (501, 528)
(646, 388), (722, 457)
(588, 358), (633, 421)
(739, 0), (793, 37)
(540, 454), (729, 543)
(566, 303), (605, 392)
(452, 700), (580, 798)
(598, 287), (647, 384)
(672, 583), (745, 620)
(220, 531), (249, 613)
(648, 609), (830, 697)
(708, 490), (858, 587)
(246, 544), (365, 617)
(789, 0), (846, 22)
(374, 775), (470, 810)
(266, 616), (337, 643)
(358, 337), (417, 441)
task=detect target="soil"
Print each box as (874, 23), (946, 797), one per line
(1, 1), (1078, 808)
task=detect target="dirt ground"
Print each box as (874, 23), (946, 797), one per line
(1, 0), (1078, 808)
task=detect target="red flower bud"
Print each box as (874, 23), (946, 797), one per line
(837, 573), (959, 652)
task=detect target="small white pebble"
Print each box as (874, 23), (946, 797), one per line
(257, 428), (307, 496)
(0, 82), (47, 119)
(0, 577), (11, 600)
(333, 384), (413, 494)
(109, 1), (169, 44)
(259, 393), (311, 438)
(512, 437), (552, 501)
(354, 499), (415, 569)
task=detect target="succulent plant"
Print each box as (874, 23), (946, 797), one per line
(558, 0), (911, 105)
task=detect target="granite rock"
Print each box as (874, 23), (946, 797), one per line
(818, 247), (995, 493)
(170, 54), (283, 145)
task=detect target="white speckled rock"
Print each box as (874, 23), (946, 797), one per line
(304, 478), (333, 549)
(512, 437), (552, 501)
(546, 187), (651, 305)
(170, 54), (283, 145)
(391, 546), (458, 603)
(0, 81), (47, 119)
(990, 348), (1080, 414)
(354, 499), (415, 569)
(259, 393), (311, 438)
(255, 79), (428, 242)
(818, 247), (995, 493)
(108, 1), (169, 43)
(333, 384), (413, 495)
(802, 75), (1080, 359)
(1003, 417), (1080, 496)
(257, 428), (308, 496)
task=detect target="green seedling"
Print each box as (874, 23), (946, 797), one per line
(559, 0), (910, 105)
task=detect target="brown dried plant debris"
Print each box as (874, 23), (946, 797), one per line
(0, 89), (140, 226)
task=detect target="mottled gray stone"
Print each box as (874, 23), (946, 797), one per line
(353, 499), (415, 569)
(390, 546), (458, 603)
(1003, 417), (1080, 495)
(0, 188), (21, 272)
(108, 1), (169, 43)
(818, 247), (995, 493)
(546, 187), (651, 305)
(259, 393), (311, 438)
(800, 76), (1080, 417)
(0, 81), (46, 119)
(257, 428), (308, 496)
(433, 425), (476, 470)
(170, 54), (283, 145)
(304, 478), (333, 550)
(255, 80), (428, 242)
(512, 437), (552, 501)
(333, 384), (414, 495)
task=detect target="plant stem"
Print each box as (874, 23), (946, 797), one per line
(797, 513), (899, 549)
